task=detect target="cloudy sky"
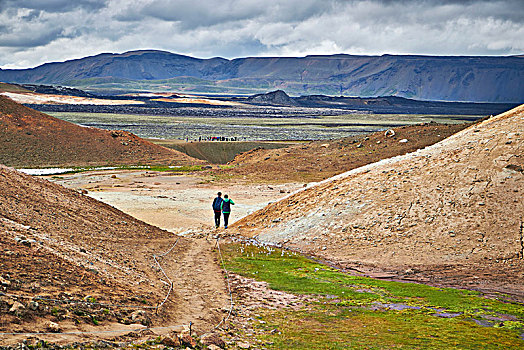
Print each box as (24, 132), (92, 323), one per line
(0, 0), (523, 69)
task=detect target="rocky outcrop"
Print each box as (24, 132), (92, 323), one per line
(246, 90), (298, 106)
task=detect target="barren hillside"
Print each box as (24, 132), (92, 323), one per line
(233, 105), (524, 296)
(216, 122), (471, 183)
(0, 95), (199, 168)
(0, 165), (228, 344)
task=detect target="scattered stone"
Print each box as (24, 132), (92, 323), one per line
(505, 164), (523, 173)
(0, 276), (11, 286)
(127, 309), (150, 326)
(47, 321), (61, 333)
(399, 139), (408, 143)
(201, 333), (226, 348)
(9, 301), (25, 315)
(237, 341), (251, 349)
(161, 335), (181, 347)
(179, 333), (197, 348)
(356, 143), (363, 148)
(384, 129), (395, 137)
(28, 300), (39, 311)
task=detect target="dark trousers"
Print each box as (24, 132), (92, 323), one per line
(214, 210), (221, 227)
(223, 213), (230, 227)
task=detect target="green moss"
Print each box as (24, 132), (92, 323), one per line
(221, 243), (524, 349)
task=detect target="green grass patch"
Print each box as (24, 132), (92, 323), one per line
(221, 243), (524, 349)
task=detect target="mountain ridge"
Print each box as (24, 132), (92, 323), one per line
(1, 50), (523, 102)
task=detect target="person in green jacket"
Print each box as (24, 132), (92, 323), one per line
(221, 194), (235, 229)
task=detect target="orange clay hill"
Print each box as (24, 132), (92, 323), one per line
(213, 122), (472, 183)
(231, 105), (524, 298)
(0, 93), (199, 168)
(0, 164), (228, 345)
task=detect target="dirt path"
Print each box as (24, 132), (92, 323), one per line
(45, 170), (301, 232)
(163, 237), (230, 333)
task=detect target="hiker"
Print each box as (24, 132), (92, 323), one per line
(212, 192), (223, 228)
(221, 194), (235, 229)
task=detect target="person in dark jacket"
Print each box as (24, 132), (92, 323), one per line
(212, 192), (223, 228)
(221, 194), (235, 229)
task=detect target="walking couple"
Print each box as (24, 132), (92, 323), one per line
(212, 192), (234, 229)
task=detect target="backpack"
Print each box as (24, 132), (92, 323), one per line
(213, 197), (223, 211)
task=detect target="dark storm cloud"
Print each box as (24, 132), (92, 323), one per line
(0, 27), (64, 48)
(115, 0), (331, 29)
(0, 0), (523, 68)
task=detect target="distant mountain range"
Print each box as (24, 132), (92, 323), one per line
(1, 50), (523, 102)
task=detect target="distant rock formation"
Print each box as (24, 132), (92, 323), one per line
(246, 90), (298, 106)
(245, 91), (517, 115)
(0, 50), (522, 102)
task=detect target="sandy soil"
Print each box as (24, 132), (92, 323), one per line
(0, 166), (233, 345)
(0, 92), (144, 105)
(45, 170), (302, 233)
(153, 97), (247, 106)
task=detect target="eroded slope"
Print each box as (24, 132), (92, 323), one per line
(216, 122), (471, 183)
(0, 95), (199, 167)
(0, 165), (228, 344)
(233, 105), (524, 295)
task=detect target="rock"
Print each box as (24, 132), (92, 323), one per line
(129, 310), (150, 326)
(0, 276), (11, 286)
(505, 164), (523, 173)
(9, 301), (25, 315)
(237, 341), (251, 349)
(179, 334), (197, 348)
(208, 345), (222, 350)
(201, 333), (226, 348)
(384, 129), (395, 137)
(356, 143), (363, 148)
(161, 335), (181, 347)
(28, 301), (39, 311)
(47, 321), (61, 333)
(399, 139), (408, 143)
